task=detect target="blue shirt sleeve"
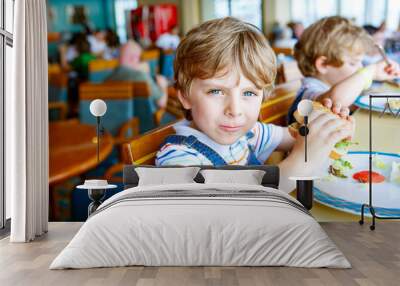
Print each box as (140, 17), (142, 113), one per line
(301, 77), (330, 100)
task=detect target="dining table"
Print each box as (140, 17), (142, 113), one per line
(49, 119), (114, 186)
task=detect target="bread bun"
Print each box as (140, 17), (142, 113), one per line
(293, 101), (334, 124)
(290, 101), (352, 160)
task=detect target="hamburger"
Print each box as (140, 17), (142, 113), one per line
(289, 101), (356, 178)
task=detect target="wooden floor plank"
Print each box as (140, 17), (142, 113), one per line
(0, 222), (399, 286)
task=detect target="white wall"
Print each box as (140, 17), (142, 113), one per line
(263, 0), (291, 33)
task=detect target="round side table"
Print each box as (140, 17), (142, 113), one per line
(76, 184), (117, 217)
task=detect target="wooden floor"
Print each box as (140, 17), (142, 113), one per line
(0, 222), (399, 286)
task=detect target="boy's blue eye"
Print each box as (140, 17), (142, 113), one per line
(208, 89), (223, 96)
(243, 91), (257, 97)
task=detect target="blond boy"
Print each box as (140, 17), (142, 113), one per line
(288, 16), (400, 124)
(156, 17), (354, 192)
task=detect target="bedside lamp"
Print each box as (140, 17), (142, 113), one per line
(90, 99), (107, 162)
(297, 99), (313, 162)
(289, 99), (318, 210)
(77, 99), (116, 217)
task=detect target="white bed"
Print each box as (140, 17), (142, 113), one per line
(50, 182), (350, 269)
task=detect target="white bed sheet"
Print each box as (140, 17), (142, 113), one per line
(50, 183), (350, 269)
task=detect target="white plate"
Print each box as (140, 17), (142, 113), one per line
(355, 94), (400, 113)
(314, 151), (400, 216)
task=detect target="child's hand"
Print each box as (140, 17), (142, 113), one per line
(291, 110), (354, 168)
(321, 98), (350, 120)
(370, 59), (400, 81)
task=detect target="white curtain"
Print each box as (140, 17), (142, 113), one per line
(7, 0), (48, 242)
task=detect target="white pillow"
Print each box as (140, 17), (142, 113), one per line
(136, 167), (200, 186)
(200, 169), (266, 185)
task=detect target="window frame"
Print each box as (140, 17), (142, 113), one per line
(114, 0), (138, 43)
(0, 0), (13, 231)
(289, 0), (397, 29)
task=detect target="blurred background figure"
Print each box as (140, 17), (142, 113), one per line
(287, 21), (304, 40)
(88, 29), (107, 57)
(156, 25), (180, 51)
(70, 35), (96, 80)
(274, 25), (297, 48)
(106, 40), (168, 109)
(104, 28), (121, 60)
(270, 21), (284, 43)
(363, 23), (387, 64)
(59, 32), (83, 70)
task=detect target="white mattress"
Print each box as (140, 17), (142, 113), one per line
(50, 183), (350, 269)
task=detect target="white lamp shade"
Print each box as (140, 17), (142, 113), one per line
(297, 99), (313, 116)
(89, 99), (107, 117)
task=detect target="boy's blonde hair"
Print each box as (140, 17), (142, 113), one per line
(294, 16), (371, 77)
(174, 17), (276, 96)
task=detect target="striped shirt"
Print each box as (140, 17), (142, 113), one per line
(155, 120), (284, 166)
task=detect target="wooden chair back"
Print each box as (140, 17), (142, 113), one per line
(89, 59), (119, 73)
(79, 81), (137, 138)
(48, 71), (69, 120)
(122, 121), (178, 165)
(132, 81), (151, 98)
(48, 71), (68, 88)
(79, 81), (134, 100)
(259, 80), (301, 126)
(166, 87), (185, 117)
(272, 46), (293, 57)
(141, 49), (160, 61)
(154, 87), (185, 126)
(48, 102), (68, 120)
(48, 32), (61, 43)
(48, 63), (62, 76)
(88, 59), (119, 83)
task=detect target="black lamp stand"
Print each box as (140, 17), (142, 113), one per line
(359, 94), (400, 230)
(293, 116), (314, 210)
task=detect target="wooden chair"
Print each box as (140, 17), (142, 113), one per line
(48, 63), (62, 75)
(130, 81), (160, 132)
(154, 86), (185, 126)
(48, 71), (69, 121)
(104, 121), (178, 182)
(88, 59), (119, 83)
(98, 80), (170, 133)
(272, 46), (293, 57)
(48, 32), (61, 43)
(79, 81), (139, 144)
(259, 80), (301, 126)
(48, 102), (68, 120)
